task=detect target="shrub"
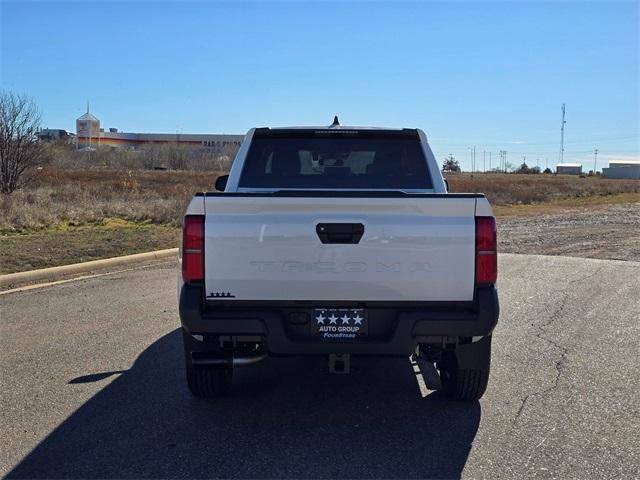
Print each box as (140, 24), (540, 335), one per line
(42, 143), (239, 172)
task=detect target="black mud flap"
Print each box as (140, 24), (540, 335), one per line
(454, 335), (492, 370)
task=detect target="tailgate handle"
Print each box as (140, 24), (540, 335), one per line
(316, 223), (364, 244)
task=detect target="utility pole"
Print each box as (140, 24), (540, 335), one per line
(473, 146), (476, 172)
(468, 146), (477, 173)
(489, 151), (492, 171)
(499, 150), (507, 172)
(593, 149), (598, 174)
(559, 103), (566, 164)
(483, 150), (486, 172)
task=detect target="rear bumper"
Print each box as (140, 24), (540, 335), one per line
(179, 285), (499, 356)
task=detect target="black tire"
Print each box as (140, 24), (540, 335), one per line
(185, 365), (233, 398)
(182, 328), (233, 398)
(438, 335), (492, 401)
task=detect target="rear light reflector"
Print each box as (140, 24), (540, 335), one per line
(475, 216), (497, 286)
(182, 215), (204, 283)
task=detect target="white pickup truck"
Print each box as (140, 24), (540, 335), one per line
(178, 120), (498, 401)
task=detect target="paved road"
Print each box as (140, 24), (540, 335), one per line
(1, 254), (639, 479)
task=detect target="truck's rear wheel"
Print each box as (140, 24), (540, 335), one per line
(437, 335), (492, 401)
(182, 328), (233, 398)
(185, 365), (232, 398)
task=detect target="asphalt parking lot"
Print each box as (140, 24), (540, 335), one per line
(1, 254), (639, 479)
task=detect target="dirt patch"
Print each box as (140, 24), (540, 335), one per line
(498, 202), (640, 261)
(493, 192), (640, 217)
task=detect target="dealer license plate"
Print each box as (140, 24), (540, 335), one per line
(312, 308), (368, 338)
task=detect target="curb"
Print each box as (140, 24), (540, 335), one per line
(0, 248), (178, 288)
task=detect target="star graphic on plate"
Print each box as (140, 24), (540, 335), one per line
(353, 314), (363, 325)
(316, 314), (326, 325)
(341, 314), (351, 325)
(328, 315), (338, 324)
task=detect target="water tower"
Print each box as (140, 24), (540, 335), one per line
(76, 104), (100, 149)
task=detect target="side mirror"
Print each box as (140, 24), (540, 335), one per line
(215, 175), (229, 192)
(444, 179), (450, 192)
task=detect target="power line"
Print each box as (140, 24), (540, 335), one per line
(433, 136), (637, 148)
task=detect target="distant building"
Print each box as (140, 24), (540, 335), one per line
(602, 160), (640, 180)
(36, 129), (76, 144)
(76, 108), (101, 149)
(556, 163), (582, 175)
(75, 107), (243, 150)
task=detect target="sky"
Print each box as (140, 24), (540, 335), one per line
(1, 0), (638, 171)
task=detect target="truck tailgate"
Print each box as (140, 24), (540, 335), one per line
(202, 194), (479, 302)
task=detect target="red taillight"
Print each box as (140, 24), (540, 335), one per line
(182, 215), (204, 283)
(475, 216), (497, 286)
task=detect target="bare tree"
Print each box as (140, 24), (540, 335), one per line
(0, 92), (44, 193)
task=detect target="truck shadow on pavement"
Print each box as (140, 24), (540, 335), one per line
(8, 329), (481, 479)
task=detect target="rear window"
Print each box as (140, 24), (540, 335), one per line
(238, 130), (432, 190)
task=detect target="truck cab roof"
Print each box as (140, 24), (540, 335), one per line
(253, 125), (425, 139)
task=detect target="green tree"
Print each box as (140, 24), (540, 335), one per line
(442, 154), (460, 172)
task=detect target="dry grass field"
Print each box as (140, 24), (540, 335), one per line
(2, 168), (639, 232)
(0, 220), (179, 273)
(1, 168), (638, 273)
(445, 173), (640, 205)
(0, 168), (221, 231)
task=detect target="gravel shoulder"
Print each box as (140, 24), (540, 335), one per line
(498, 202), (640, 261)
